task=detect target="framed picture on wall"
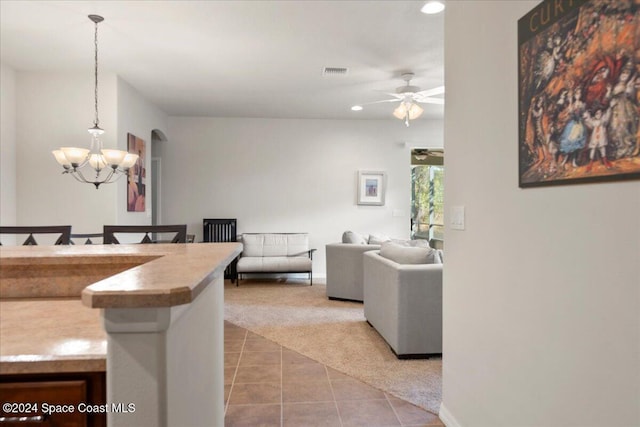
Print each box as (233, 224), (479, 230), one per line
(357, 170), (386, 206)
(127, 133), (146, 212)
(518, 0), (640, 188)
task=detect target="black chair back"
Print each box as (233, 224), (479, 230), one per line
(203, 219), (237, 243)
(70, 233), (104, 245)
(0, 226), (71, 246)
(103, 225), (187, 244)
(203, 218), (238, 281)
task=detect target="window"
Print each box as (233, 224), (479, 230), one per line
(411, 149), (444, 245)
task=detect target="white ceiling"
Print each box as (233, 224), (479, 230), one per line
(0, 1), (444, 121)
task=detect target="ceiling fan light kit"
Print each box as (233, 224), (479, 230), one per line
(393, 101), (424, 125)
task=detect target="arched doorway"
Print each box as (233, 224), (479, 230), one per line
(151, 129), (168, 226)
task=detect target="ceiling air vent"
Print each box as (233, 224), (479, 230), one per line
(322, 67), (349, 76)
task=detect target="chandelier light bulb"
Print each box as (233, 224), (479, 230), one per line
(52, 150), (72, 167)
(60, 147), (90, 166)
(120, 153), (139, 170)
(88, 153), (107, 170)
(101, 149), (128, 167)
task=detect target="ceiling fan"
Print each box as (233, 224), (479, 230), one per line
(352, 73), (445, 127)
(412, 148), (443, 162)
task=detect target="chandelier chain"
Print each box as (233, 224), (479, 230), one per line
(93, 19), (99, 128)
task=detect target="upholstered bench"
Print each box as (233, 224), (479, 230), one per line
(236, 233), (316, 285)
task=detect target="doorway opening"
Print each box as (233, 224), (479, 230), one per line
(150, 129), (168, 227)
(411, 149), (444, 249)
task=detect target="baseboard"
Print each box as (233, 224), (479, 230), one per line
(439, 402), (462, 427)
(328, 296), (363, 303)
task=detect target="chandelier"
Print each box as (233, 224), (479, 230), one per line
(52, 15), (138, 189)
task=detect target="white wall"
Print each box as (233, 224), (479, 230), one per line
(441, 2), (640, 427)
(10, 72), (168, 236)
(116, 77), (168, 226)
(163, 117), (443, 275)
(0, 63), (17, 227)
(16, 72), (118, 233)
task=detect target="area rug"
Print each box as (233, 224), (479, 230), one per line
(223, 280), (442, 415)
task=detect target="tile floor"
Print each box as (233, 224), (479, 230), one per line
(224, 321), (444, 427)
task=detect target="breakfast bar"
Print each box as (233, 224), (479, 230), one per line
(0, 242), (242, 427)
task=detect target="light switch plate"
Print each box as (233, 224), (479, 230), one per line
(450, 206), (465, 230)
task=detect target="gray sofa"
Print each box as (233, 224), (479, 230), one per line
(236, 233), (315, 284)
(363, 244), (443, 358)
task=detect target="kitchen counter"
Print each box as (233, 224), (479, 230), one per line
(0, 242), (242, 308)
(0, 242), (242, 376)
(0, 299), (105, 375)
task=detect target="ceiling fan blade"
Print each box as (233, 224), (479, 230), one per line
(415, 97), (445, 105)
(360, 99), (402, 106)
(415, 86), (445, 97)
(374, 90), (404, 99)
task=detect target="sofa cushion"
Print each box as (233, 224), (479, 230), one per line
(342, 231), (367, 244)
(237, 256), (312, 273)
(368, 233), (391, 245)
(242, 233), (309, 257)
(380, 242), (440, 265)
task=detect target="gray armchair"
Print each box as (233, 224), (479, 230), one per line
(325, 243), (380, 302)
(363, 250), (443, 358)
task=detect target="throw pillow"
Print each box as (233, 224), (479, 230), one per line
(368, 233), (391, 245)
(379, 242), (439, 265)
(437, 249), (444, 263)
(408, 239), (432, 248)
(342, 231), (367, 245)
(390, 238), (410, 246)
(389, 238), (431, 248)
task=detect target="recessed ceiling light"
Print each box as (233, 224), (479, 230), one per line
(351, 105), (363, 111)
(421, 1), (445, 14)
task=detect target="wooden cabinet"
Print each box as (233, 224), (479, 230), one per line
(0, 372), (105, 427)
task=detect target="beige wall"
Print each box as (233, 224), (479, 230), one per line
(162, 116), (444, 275)
(441, 2), (640, 426)
(1, 63), (17, 228)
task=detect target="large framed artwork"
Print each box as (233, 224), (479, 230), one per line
(518, 0), (640, 188)
(357, 171), (386, 206)
(127, 133), (146, 212)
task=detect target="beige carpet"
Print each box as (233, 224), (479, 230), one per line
(223, 279), (442, 415)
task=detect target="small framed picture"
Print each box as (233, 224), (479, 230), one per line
(357, 170), (386, 206)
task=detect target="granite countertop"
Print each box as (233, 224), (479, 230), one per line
(0, 242), (242, 374)
(0, 242), (242, 308)
(0, 298), (106, 375)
